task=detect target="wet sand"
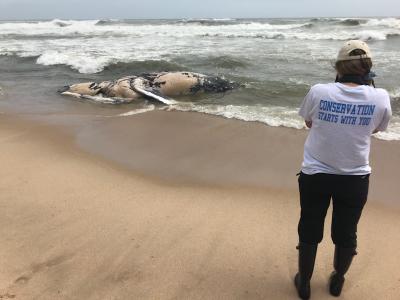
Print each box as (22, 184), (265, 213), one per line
(0, 112), (399, 299)
(77, 110), (400, 205)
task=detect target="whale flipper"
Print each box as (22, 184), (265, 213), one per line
(131, 78), (178, 105)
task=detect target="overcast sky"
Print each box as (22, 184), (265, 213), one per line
(0, 0), (399, 20)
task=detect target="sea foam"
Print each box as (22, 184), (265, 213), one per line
(168, 102), (400, 141)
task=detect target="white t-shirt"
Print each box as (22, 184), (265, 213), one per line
(299, 82), (392, 175)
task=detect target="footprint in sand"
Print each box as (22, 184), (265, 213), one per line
(13, 254), (75, 286)
(14, 275), (30, 284)
(0, 293), (16, 299)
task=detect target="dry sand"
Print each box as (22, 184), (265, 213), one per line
(0, 113), (399, 300)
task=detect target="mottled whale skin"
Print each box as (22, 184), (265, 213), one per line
(58, 72), (238, 103)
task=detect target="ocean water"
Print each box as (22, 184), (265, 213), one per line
(0, 17), (399, 140)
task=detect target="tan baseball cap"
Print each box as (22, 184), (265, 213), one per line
(337, 40), (372, 61)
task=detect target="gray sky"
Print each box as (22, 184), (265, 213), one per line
(0, 0), (399, 20)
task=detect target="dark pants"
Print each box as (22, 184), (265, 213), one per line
(298, 172), (369, 248)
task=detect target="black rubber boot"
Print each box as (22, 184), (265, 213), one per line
(329, 246), (357, 297)
(294, 242), (318, 300)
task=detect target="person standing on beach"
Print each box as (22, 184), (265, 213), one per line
(294, 40), (392, 299)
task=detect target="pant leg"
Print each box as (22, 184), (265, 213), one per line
(331, 174), (369, 248)
(298, 172), (333, 244)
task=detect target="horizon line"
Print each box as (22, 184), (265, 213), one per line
(0, 15), (399, 22)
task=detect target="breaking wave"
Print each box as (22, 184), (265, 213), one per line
(389, 88), (400, 101)
(177, 18), (239, 26)
(0, 18), (398, 41)
(338, 19), (365, 26)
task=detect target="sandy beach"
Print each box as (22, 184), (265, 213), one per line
(1, 112), (400, 300)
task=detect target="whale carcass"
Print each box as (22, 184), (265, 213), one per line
(59, 72), (239, 104)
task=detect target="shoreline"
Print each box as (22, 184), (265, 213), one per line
(1, 109), (400, 206)
(75, 109), (400, 206)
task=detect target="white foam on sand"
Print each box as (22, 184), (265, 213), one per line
(117, 105), (156, 116)
(373, 116), (400, 141)
(169, 103), (305, 129)
(169, 102), (400, 141)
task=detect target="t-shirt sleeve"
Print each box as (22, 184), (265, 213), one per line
(299, 87), (315, 121)
(374, 91), (392, 132)
(375, 105), (392, 132)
